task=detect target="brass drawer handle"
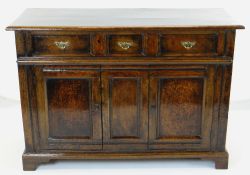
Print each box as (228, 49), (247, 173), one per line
(181, 41), (196, 50)
(117, 41), (133, 50)
(54, 41), (70, 50)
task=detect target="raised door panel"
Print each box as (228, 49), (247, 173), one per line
(34, 66), (102, 150)
(156, 78), (203, 139)
(102, 70), (148, 150)
(149, 67), (214, 150)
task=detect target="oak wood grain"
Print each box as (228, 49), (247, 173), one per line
(6, 9), (244, 31)
(7, 8), (244, 170)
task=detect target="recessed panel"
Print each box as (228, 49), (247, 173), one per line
(157, 78), (203, 139)
(46, 79), (91, 139)
(110, 78), (139, 138)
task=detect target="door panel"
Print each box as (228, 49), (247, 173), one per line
(34, 66), (102, 150)
(102, 70), (148, 150)
(110, 78), (140, 138)
(47, 79), (92, 139)
(149, 68), (214, 150)
(157, 78), (203, 139)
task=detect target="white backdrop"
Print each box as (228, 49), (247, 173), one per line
(0, 0), (249, 174)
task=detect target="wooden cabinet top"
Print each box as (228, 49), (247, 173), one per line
(6, 8), (244, 31)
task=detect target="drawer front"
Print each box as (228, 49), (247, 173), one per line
(108, 34), (144, 56)
(31, 35), (90, 56)
(160, 34), (218, 56)
(22, 31), (225, 58)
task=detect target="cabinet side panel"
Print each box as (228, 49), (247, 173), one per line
(15, 31), (26, 57)
(225, 31), (236, 57)
(18, 65), (34, 152)
(211, 65), (223, 151)
(216, 64), (233, 151)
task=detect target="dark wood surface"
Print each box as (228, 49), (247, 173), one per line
(34, 66), (102, 150)
(160, 33), (218, 56)
(6, 8), (244, 171)
(6, 8), (244, 30)
(108, 34), (143, 56)
(32, 35), (90, 56)
(102, 70), (148, 150)
(11, 30), (236, 58)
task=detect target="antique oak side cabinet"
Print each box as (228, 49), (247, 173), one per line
(6, 9), (244, 170)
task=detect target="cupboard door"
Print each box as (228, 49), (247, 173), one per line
(149, 67), (214, 151)
(102, 70), (148, 150)
(34, 66), (102, 150)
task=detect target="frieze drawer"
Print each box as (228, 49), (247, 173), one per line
(31, 35), (90, 56)
(159, 33), (219, 56)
